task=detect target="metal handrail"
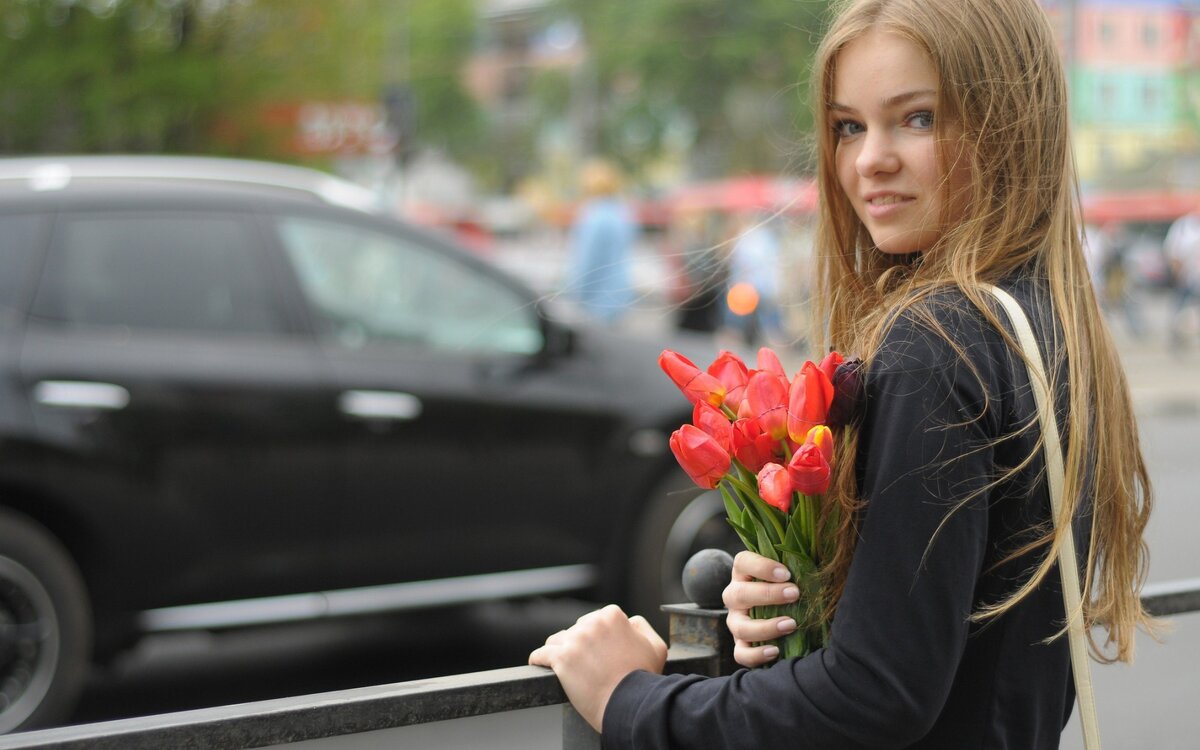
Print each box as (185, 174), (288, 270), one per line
(0, 578), (1194, 749)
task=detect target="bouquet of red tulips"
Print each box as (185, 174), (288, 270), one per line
(659, 346), (855, 660)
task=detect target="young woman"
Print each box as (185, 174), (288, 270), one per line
(530, 0), (1155, 747)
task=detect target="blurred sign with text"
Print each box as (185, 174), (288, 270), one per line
(263, 101), (398, 156)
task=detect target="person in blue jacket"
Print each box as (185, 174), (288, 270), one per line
(563, 158), (638, 323)
(531, 0), (1156, 747)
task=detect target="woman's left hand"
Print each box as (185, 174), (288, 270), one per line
(529, 604), (668, 732)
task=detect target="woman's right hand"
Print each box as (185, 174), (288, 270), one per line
(722, 550), (801, 667)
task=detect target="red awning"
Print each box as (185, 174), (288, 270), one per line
(1082, 191), (1200, 224)
(670, 176), (818, 216)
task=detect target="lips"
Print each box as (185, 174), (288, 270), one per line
(862, 191), (915, 218)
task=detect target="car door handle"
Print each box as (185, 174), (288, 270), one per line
(338, 390), (422, 421)
(33, 381), (130, 410)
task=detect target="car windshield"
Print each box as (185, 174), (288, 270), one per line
(276, 215), (543, 355)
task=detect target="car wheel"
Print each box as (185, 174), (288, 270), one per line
(629, 472), (742, 629)
(0, 508), (92, 733)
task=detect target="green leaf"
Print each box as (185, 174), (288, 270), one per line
(743, 490), (786, 545)
(720, 484), (744, 517)
(752, 516), (779, 561)
(781, 549), (818, 581)
(725, 516), (755, 550)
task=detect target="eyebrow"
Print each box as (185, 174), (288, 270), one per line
(828, 88), (937, 113)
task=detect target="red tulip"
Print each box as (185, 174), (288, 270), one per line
(745, 369), (789, 441)
(818, 351), (844, 383)
(669, 424), (732, 489)
(787, 361), (835, 444)
(731, 417), (779, 473)
(706, 351), (750, 411)
(693, 402), (732, 450)
(659, 350), (727, 408)
(805, 424), (834, 465)
(787, 439), (831, 495)
(756, 347), (787, 379)
(757, 462), (793, 513)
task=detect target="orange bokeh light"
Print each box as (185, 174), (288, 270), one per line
(726, 282), (759, 316)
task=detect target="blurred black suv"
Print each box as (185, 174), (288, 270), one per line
(0, 156), (730, 731)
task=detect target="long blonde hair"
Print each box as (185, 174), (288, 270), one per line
(813, 0), (1154, 663)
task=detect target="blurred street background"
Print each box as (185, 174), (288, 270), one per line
(2, 0), (1200, 746)
(67, 270), (1200, 749)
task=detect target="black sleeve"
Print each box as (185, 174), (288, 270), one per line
(602, 305), (1006, 750)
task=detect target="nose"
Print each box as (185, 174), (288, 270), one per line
(855, 129), (900, 177)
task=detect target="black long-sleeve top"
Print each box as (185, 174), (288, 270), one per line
(604, 279), (1091, 749)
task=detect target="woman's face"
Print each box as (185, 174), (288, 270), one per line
(830, 29), (969, 256)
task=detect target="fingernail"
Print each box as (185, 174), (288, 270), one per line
(777, 618), (796, 633)
(782, 586), (800, 601)
(772, 567), (790, 581)
(762, 645), (780, 660)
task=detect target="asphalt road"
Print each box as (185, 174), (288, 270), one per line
(1060, 413), (1200, 750)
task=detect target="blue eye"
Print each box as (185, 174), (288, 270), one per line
(834, 119), (864, 138)
(908, 111), (934, 129)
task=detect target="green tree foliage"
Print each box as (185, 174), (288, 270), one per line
(549, 0), (832, 176)
(0, 0), (482, 166)
(0, 0), (830, 182)
(0, 0), (252, 154)
(402, 0), (484, 161)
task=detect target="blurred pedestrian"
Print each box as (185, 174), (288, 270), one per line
(672, 208), (728, 333)
(1085, 222), (1143, 336)
(723, 213), (784, 346)
(1163, 206), (1200, 349)
(563, 158), (638, 323)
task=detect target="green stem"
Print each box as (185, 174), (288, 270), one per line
(745, 488), (786, 544)
(806, 493), (818, 559)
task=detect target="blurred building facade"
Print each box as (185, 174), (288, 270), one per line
(1043, 0), (1200, 191)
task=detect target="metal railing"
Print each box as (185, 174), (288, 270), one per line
(0, 569), (1195, 749)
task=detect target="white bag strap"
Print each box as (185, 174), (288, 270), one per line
(984, 285), (1100, 750)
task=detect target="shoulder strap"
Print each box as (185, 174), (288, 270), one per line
(983, 285), (1101, 750)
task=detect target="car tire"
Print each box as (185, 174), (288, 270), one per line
(0, 508), (92, 733)
(629, 471), (741, 631)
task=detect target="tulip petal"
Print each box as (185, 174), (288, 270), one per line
(787, 361), (835, 444)
(693, 402), (733, 450)
(660, 349), (727, 407)
(707, 351), (750, 411)
(787, 441), (831, 495)
(818, 351), (844, 383)
(756, 347), (787, 379)
(805, 424), (834, 464)
(731, 418), (777, 473)
(670, 424), (732, 489)
(757, 462), (793, 513)
(745, 370), (789, 441)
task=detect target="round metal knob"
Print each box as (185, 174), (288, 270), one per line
(681, 548), (734, 608)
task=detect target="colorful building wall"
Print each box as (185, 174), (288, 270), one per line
(1043, 0), (1200, 187)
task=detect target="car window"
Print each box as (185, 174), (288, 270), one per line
(0, 214), (42, 325)
(275, 215), (543, 355)
(31, 213), (283, 335)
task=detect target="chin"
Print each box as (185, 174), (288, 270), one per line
(871, 236), (924, 256)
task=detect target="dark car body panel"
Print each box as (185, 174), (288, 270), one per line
(0, 163), (706, 646)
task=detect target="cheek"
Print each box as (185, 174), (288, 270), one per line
(834, 147), (858, 204)
(946, 158), (974, 212)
